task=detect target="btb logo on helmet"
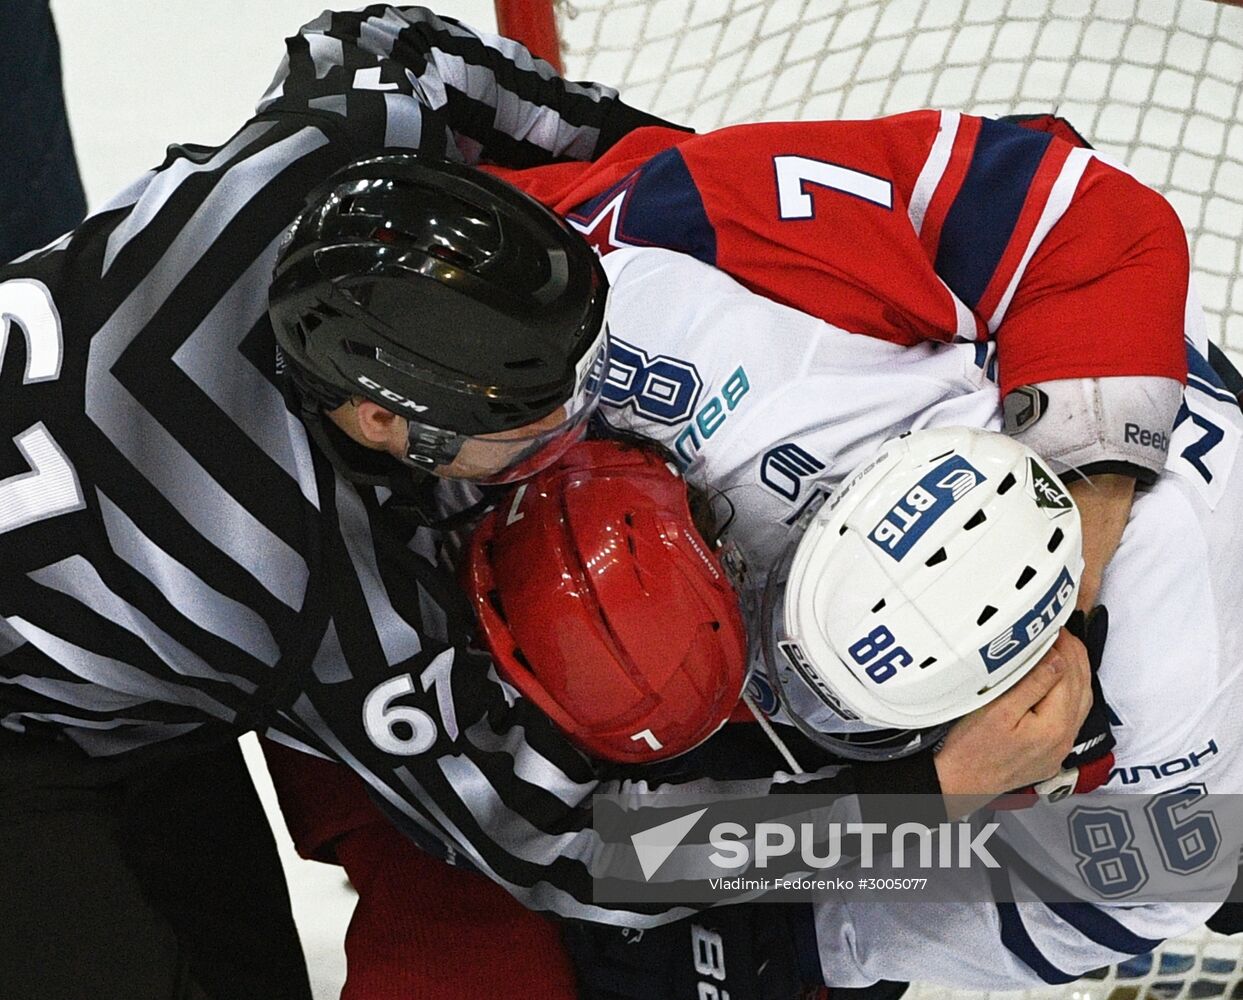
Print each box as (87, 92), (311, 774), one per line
(979, 567), (1076, 673)
(868, 455), (983, 561)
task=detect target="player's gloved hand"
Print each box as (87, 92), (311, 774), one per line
(933, 626), (1092, 817)
(562, 903), (823, 1000)
(992, 607), (1117, 808)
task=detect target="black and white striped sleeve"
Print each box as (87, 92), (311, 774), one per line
(254, 494), (916, 927)
(257, 5), (683, 167)
(283, 638), (899, 926)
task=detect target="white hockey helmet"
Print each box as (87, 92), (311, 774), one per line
(761, 426), (1083, 760)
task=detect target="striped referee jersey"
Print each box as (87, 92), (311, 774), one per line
(0, 6), (902, 924)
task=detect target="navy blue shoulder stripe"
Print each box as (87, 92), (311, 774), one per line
(1046, 901), (1163, 955)
(995, 900), (1079, 984)
(935, 118), (1053, 310)
(567, 148), (717, 265)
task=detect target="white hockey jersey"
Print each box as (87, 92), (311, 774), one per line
(597, 246), (1243, 988)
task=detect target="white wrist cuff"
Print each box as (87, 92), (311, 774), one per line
(1003, 376), (1183, 482)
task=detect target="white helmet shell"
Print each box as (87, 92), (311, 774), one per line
(769, 427), (1083, 735)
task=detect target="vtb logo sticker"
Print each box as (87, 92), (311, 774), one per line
(868, 455), (983, 561)
(980, 567), (1076, 673)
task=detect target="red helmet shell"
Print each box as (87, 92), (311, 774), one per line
(464, 440), (748, 762)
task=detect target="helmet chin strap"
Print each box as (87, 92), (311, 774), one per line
(741, 691), (804, 775)
(299, 404), (507, 529)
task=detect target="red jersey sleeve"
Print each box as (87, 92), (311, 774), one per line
(992, 157), (1190, 395)
(491, 112), (1189, 394)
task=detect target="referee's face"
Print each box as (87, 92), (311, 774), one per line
(326, 399), (577, 482)
(430, 406), (573, 481)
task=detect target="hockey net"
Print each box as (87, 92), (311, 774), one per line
(495, 1), (1243, 998)
(503, 0), (1243, 364)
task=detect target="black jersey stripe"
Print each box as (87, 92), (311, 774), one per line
(100, 121), (281, 277)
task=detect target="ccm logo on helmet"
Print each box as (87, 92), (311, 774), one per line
(868, 455), (983, 561)
(356, 375), (429, 413)
(979, 567), (1075, 673)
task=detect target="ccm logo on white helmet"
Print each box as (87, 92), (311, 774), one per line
(980, 567), (1076, 673)
(356, 375), (430, 413)
(868, 455), (983, 561)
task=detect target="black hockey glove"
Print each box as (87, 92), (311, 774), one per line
(562, 903), (824, 1000)
(1060, 606), (1115, 768)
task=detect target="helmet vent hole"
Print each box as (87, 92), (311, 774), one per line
(511, 647), (533, 671)
(998, 472), (1017, 495)
(709, 621), (721, 632)
(623, 513), (635, 527)
(976, 605), (998, 626)
(919, 656), (937, 669)
(871, 598), (886, 613)
(838, 525), (848, 536)
(1016, 565), (1036, 589)
(426, 244), (477, 269)
(964, 510), (987, 530)
(1048, 527), (1064, 552)
(925, 547), (947, 567)
(504, 357), (545, 370)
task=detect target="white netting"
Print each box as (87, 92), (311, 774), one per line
(552, 0), (1243, 360)
(545, 1), (1243, 997)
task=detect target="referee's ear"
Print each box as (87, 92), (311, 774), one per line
(327, 398), (405, 454)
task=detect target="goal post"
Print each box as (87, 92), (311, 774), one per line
(493, 3), (563, 73)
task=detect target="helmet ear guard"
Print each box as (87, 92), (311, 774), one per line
(765, 426), (1083, 760)
(463, 439), (749, 763)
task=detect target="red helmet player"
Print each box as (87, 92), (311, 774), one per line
(464, 438), (748, 763)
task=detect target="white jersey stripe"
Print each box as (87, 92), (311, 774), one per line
(463, 716), (596, 807)
(909, 109), (959, 238)
(306, 31), (344, 80)
(986, 146), (1093, 334)
(172, 230), (309, 497)
(334, 478), (424, 666)
(97, 490), (281, 668)
(68, 721), (206, 756)
(438, 753), (603, 865)
(0, 671), (149, 713)
(26, 557), (258, 694)
(5, 616), (238, 721)
(101, 121), (279, 277)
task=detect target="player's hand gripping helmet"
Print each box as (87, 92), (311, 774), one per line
(269, 154), (609, 485)
(762, 427), (1083, 760)
(464, 440), (749, 763)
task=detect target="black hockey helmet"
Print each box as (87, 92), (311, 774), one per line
(269, 154), (609, 484)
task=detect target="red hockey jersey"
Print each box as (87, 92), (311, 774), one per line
(488, 110), (1189, 397)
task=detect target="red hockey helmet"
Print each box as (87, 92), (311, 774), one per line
(464, 439), (748, 763)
